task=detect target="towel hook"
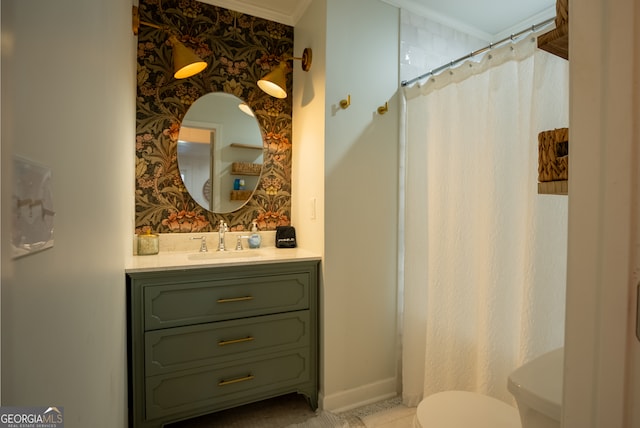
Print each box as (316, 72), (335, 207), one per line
(377, 102), (389, 115)
(339, 94), (351, 109)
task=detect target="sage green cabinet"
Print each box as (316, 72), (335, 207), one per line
(127, 260), (319, 428)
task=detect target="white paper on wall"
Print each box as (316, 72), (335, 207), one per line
(12, 156), (55, 258)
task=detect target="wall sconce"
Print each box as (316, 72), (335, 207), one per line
(132, 6), (207, 79)
(238, 103), (255, 117)
(257, 48), (312, 98)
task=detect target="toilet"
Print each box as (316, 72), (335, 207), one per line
(414, 390), (521, 428)
(414, 348), (563, 428)
(508, 347), (563, 428)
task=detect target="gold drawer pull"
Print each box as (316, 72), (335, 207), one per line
(216, 296), (254, 303)
(218, 336), (255, 346)
(218, 374), (255, 386)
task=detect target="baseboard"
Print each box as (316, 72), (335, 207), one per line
(320, 377), (398, 412)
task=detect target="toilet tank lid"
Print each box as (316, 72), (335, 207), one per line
(508, 347), (563, 421)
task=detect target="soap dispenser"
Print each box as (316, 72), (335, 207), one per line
(248, 220), (261, 249)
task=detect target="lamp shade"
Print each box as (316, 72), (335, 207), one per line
(257, 62), (288, 99)
(169, 35), (207, 79)
(238, 102), (255, 117)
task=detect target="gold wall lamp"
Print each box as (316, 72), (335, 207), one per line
(132, 6), (207, 79)
(238, 102), (255, 117)
(257, 48), (312, 98)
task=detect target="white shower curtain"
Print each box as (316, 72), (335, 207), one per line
(401, 35), (569, 406)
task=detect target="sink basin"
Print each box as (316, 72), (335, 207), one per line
(187, 251), (260, 260)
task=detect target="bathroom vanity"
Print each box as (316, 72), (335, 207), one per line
(126, 249), (320, 428)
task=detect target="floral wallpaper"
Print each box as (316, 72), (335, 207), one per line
(135, 0), (293, 234)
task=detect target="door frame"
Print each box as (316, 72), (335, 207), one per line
(564, 0), (639, 426)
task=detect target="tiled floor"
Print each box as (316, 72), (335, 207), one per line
(359, 405), (416, 428)
(164, 392), (417, 427)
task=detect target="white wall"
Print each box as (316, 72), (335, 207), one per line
(399, 9), (488, 84)
(292, 0), (328, 407)
(564, 0), (640, 426)
(294, 0), (401, 411)
(293, 0), (326, 257)
(1, 0), (135, 426)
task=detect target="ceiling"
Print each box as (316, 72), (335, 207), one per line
(200, 0), (556, 40)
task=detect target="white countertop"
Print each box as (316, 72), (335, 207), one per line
(125, 246), (321, 273)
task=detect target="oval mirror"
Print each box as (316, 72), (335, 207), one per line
(177, 93), (264, 213)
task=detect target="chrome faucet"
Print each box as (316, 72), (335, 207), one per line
(191, 236), (208, 252)
(218, 220), (228, 251)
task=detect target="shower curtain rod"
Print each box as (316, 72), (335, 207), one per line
(401, 16), (555, 87)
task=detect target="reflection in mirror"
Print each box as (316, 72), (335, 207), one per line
(177, 93), (263, 213)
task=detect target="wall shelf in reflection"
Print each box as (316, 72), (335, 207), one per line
(230, 190), (253, 200)
(230, 143), (263, 150)
(231, 162), (262, 176)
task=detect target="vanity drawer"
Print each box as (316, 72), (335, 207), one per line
(145, 348), (311, 420)
(145, 311), (310, 376)
(144, 272), (309, 330)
